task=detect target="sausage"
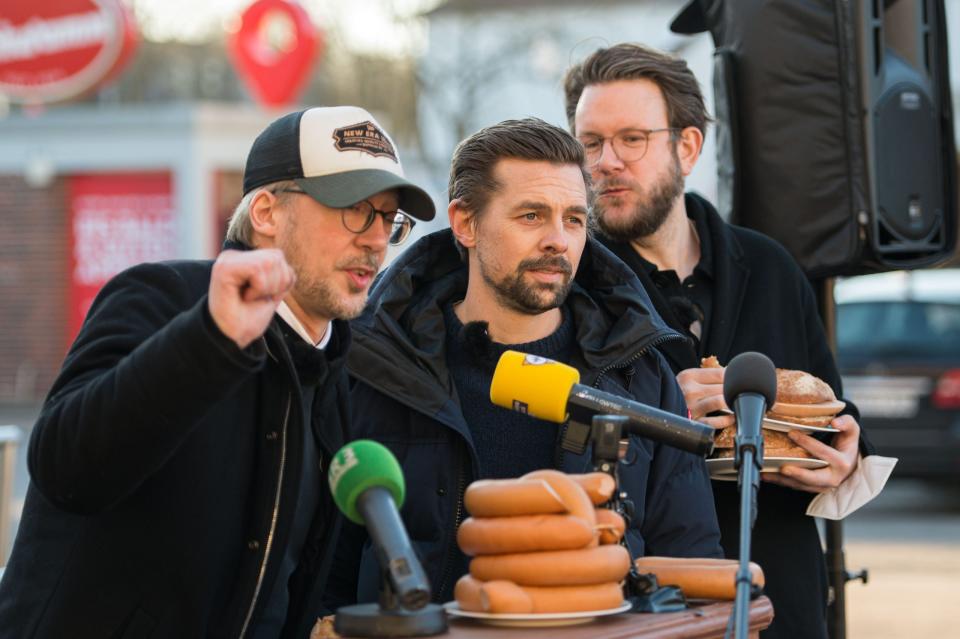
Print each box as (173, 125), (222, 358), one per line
(594, 508), (626, 545)
(499, 581), (624, 613)
(569, 472), (616, 505)
(464, 478), (566, 518)
(454, 574), (487, 612)
(454, 576), (625, 614)
(457, 514), (595, 556)
(521, 469), (597, 532)
(634, 557), (765, 600)
(478, 580), (534, 613)
(470, 544), (631, 586)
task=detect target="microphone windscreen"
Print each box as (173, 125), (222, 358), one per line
(722, 351), (778, 408)
(328, 440), (405, 525)
(489, 350), (581, 423)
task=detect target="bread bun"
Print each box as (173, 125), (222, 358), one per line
(775, 369), (836, 404)
(713, 444), (811, 460)
(713, 425), (736, 449)
(712, 426), (812, 460)
(763, 429), (812, 458)
(706, 363), (839, 465)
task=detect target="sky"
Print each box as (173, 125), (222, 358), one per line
(128, 0), (441, 56)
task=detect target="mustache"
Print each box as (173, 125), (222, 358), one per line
(596, 177), (635, 192)
(517, 255), (573, 276)
(336, 252), (381, 272)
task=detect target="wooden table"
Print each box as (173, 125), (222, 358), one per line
(330, 597), (773, 639)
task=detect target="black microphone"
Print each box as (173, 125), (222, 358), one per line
(489, 350), (715, 456)
(721, 351), (777, 639)
(722, 351), (778, 454)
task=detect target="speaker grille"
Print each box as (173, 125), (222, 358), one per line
(874, 83), (944, 244)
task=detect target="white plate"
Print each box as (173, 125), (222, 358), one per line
(707, 456), (829, 481)
(444, 601), (632, 627)
(718, 410), (839, 433)
(761, 416), (839, 434)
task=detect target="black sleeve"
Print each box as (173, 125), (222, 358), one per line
(637, 350), (724, 558)
(319, 520), (367, 612)
(27, 262), (264, 514)
(798, 272), (876, 457)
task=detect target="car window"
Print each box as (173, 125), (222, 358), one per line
(837, 301), (960, 358)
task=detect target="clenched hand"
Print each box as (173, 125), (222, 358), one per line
(208, 249), (296, 349)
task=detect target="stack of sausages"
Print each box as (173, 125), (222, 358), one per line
(454, 469), (630, 614)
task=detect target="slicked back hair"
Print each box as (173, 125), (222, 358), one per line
(448, 117), (592, 257)
(563, 43), (710, 137)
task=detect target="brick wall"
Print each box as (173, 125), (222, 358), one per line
(0, 176), (69, 402)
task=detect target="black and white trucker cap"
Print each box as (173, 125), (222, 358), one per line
(242, 106), (435, 221)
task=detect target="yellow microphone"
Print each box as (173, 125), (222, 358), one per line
(490, 350), (715, 456)
(489, 350), (581, 423)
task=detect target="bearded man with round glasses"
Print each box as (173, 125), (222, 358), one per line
(565, 44), (878, 639)
(0, 106), (434, 639)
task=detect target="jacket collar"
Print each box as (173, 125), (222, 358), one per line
(221, 238), (352, 454)
(221, 237), (352, 355)
(348, 228), (679, 400)
(686, 193), (750, 363)
(599, 193), (750, 370)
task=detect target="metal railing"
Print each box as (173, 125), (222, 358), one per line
(0, 425), (23, 567)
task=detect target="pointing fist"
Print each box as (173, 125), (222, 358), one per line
(208, 249), (296, 349)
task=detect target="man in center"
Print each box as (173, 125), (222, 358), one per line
(326, 117), (722, 607)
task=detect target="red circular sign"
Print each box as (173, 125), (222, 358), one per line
(228, 0), (323, 108)
(0, 0), (138, 104)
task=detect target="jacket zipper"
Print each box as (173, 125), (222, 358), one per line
(349, 370), (472, 604)
(592, 333), (684, 389)
(564, 333), (684, 468)
(435, 461), (467, 602)
(238, 379), (292, 637)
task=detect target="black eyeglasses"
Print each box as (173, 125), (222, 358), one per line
(274, 188), (415, 246)
(577, 128), (681, 167)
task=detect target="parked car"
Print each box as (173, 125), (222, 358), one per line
(835, 269), (960, 480)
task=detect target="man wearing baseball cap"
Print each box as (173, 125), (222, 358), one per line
(0, 107), (434, 639)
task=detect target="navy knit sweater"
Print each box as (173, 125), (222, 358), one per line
(443, 303), (575, 479)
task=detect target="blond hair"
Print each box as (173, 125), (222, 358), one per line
(224, 179), (298, 246)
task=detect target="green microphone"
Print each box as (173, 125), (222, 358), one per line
(328, 440), (432, 613)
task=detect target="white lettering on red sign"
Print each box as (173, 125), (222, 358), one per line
(0, 12), (112, 63)
(72, 193), (176, 285)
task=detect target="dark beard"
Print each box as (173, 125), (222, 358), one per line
(595, 153), (684, 242)
(480, 254), (574, 315)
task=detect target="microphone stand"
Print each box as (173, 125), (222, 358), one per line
(731, 393), (766, 639)
(334, 570), (448, 638)
(335, 487), (448, 637)
(586, 415), (686, 614)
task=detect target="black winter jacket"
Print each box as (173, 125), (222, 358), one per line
(603, 193), (876, 639)
(0, 255), (350, 639)
(326, 229), (723, 607)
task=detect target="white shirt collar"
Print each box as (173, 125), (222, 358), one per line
(276, 301), (332, 350)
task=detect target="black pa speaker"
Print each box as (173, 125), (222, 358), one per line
(672, 0), (957, 278)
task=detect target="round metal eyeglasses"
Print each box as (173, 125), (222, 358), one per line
(577, 128), (680, 166)
(274, 188), (414, 246)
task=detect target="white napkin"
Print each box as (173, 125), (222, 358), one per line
(806, 455), (898, 520)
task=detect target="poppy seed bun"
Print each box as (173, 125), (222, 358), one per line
(775, 369), (836, 404)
